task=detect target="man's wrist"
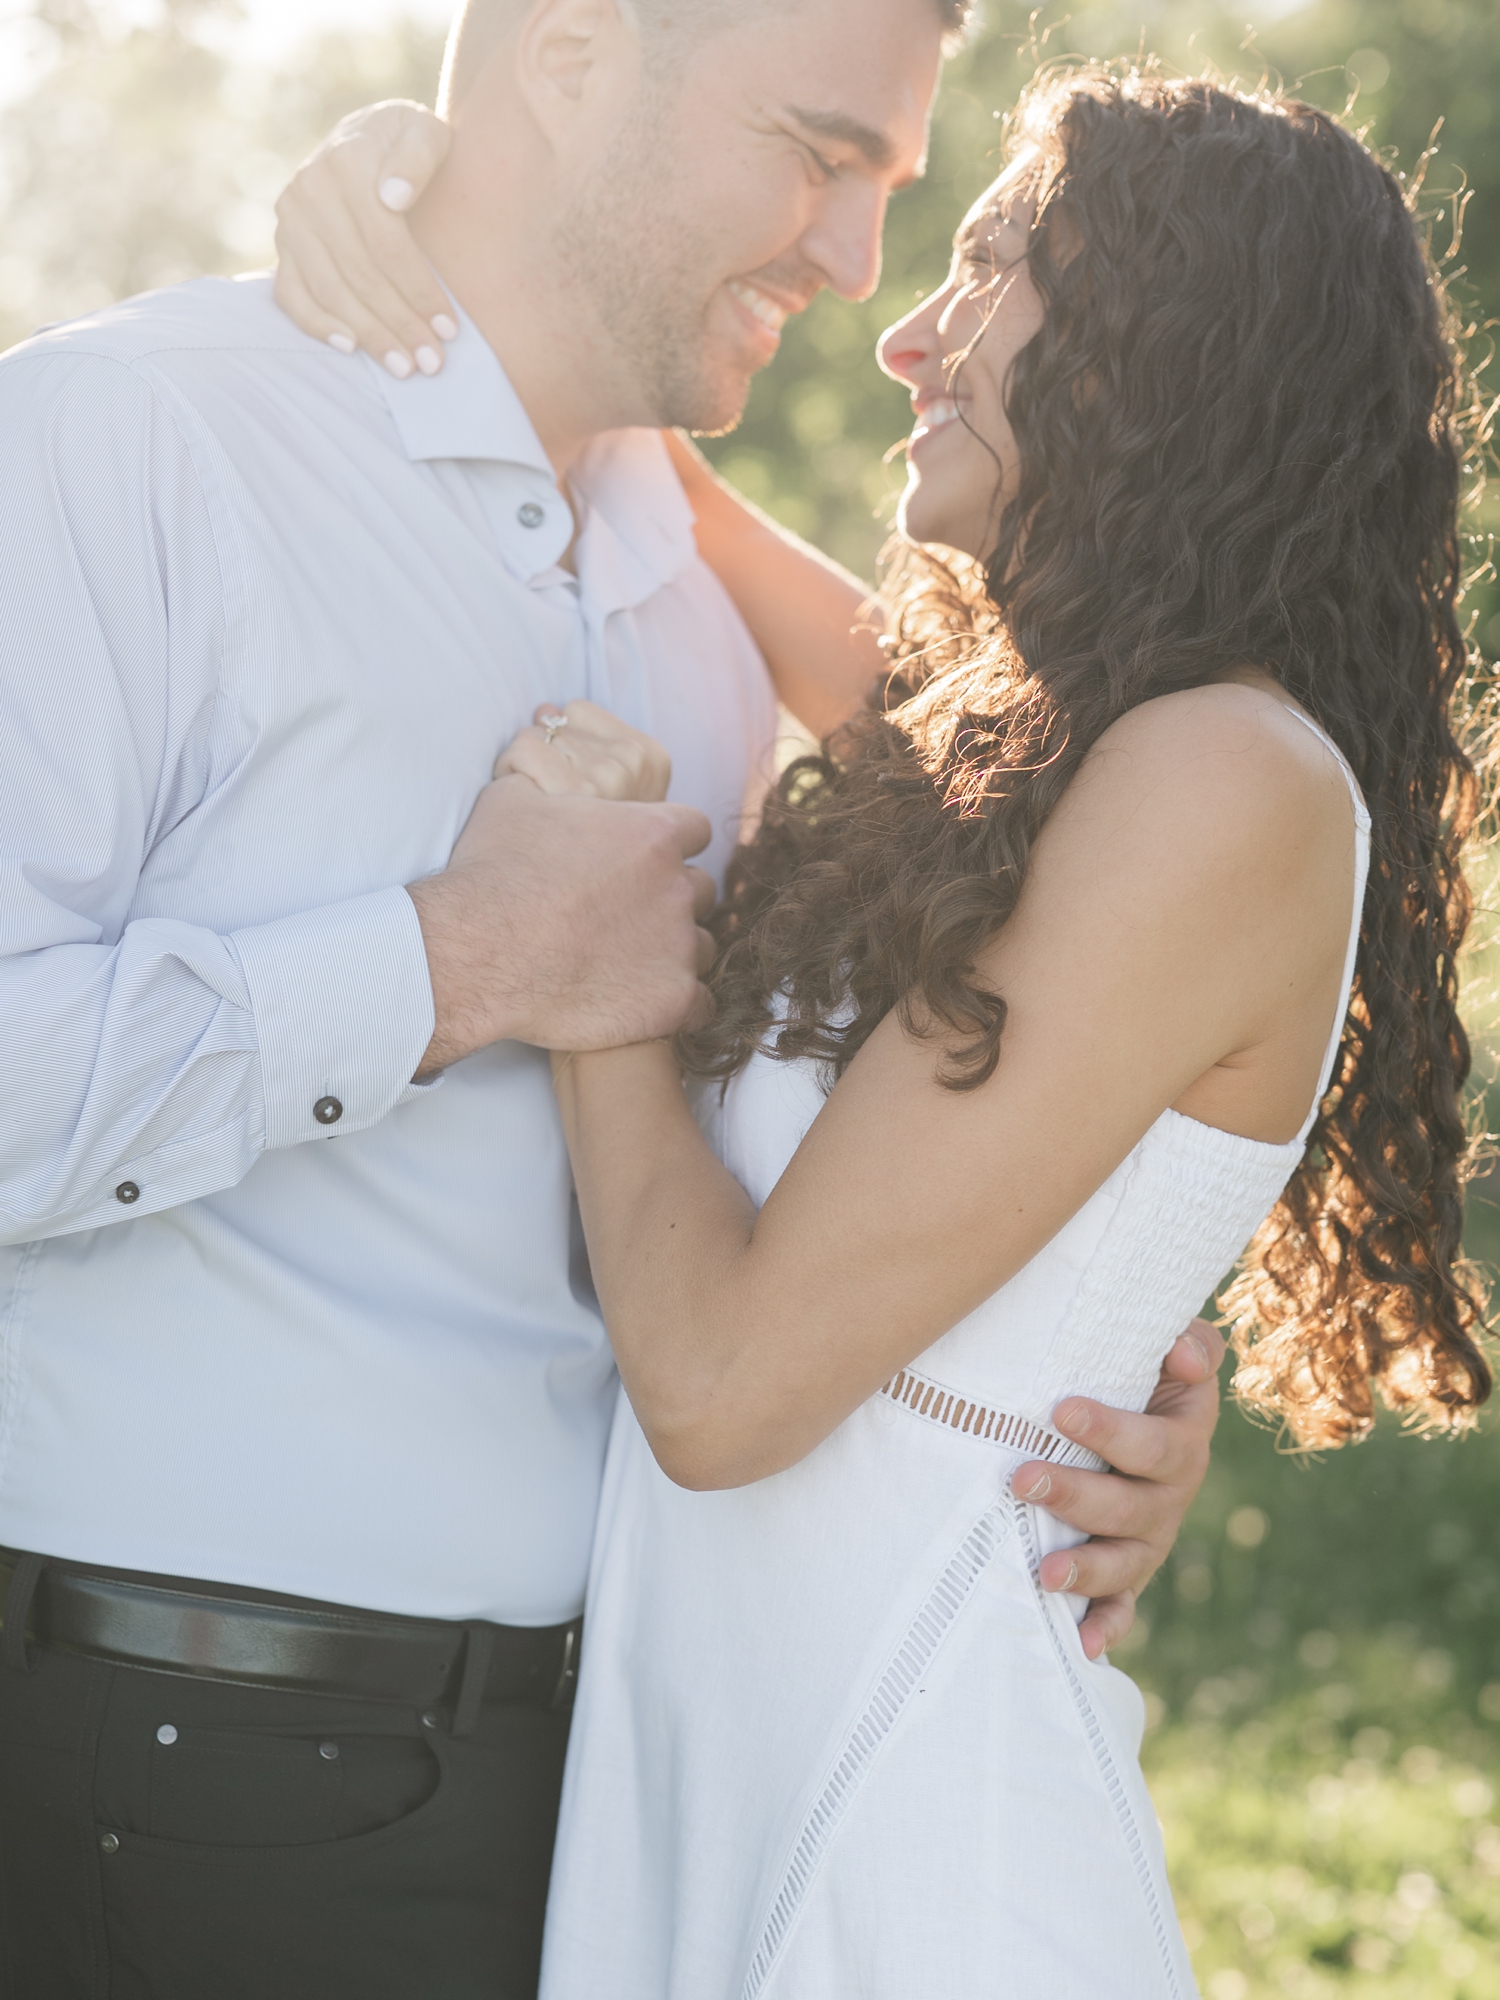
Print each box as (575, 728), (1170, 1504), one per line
(405, 873), (512, 1077)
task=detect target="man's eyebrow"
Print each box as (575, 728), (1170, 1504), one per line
(784, 105), (897, 171)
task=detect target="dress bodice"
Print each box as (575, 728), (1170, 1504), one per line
(707, 1067), (1307, 1428)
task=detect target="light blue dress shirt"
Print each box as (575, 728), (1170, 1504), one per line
(0, 274), (776, 1623)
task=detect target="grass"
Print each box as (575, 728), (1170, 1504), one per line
(1131, 1322), (1500, 1992)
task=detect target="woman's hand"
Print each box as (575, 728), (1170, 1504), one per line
(495, 702), (673, 803)
(274, 101), (454, 378)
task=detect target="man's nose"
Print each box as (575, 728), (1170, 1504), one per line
(801, 183), (890, 304)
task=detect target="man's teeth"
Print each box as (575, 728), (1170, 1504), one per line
(913, 397), (960, 437)
(727, 280), (789, 333)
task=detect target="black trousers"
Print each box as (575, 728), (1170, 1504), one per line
(0, 1638), (571, 2000)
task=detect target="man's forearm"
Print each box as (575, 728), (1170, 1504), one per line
(0, 889), (435, 1245)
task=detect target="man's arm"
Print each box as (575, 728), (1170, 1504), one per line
(0, 348), (439, 1246)
(1016, 1322), (1224, 1659)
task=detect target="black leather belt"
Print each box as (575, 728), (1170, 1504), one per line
(0, 1549), (579, 1735)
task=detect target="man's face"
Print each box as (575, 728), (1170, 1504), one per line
(557, 0), (944, 433)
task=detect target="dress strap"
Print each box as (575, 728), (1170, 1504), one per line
(1279, 706), (1372, 1141)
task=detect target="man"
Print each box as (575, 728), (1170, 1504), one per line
(0, 1), (1220, 1993)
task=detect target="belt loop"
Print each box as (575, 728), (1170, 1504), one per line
(550, 1621), (580, 1713)
(1, 1553), (45, 1674)
(451, 1624), (494, 1739)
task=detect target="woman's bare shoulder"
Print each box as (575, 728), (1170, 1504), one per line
(1063, 679), (1355, 855)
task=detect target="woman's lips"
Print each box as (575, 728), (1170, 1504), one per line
(907, 396), (961, 454)
(912, 394), (956, 442)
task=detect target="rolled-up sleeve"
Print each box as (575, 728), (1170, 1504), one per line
(0, 350), (435, 1247)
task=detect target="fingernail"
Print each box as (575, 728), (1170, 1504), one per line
(384, 351), (414, 380)
(327, 332), (356, 355)
(1014, 1470), (1051, 1502)
(1062, 1561), (1079, 1593)
(415, 345), (442, 376)
(379, 176), (415, 212)
(432, 313), (458, 342)
(1055, 1400), (1090, 1438)
(1184, 1333), (1211, 1376)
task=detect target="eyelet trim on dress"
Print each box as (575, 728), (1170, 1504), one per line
(739, 1502), (1012, 2000)
(1013, 1500), (1187, 1999)
(880, 1368), (1105, 1471)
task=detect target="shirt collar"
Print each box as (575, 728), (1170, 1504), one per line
(369, 302), (698, 611)
(572, 429), (698, 615)
(368, 301), (553, 474)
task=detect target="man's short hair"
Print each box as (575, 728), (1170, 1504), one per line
(440, 0), (972, 112)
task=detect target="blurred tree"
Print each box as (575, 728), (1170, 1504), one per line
(0, 0), (443, 350)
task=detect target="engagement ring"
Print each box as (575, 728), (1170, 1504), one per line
(541, 713), (570, 745)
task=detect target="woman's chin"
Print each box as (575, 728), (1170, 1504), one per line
(897, 486), (981, 562)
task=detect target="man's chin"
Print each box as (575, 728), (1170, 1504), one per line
(658, 362), (758, 440)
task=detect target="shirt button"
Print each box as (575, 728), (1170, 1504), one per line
(156, 1724), (178, 1745)
(319, 1741), (340, 1761)
(516, 501), (546, 530)
(313, 1096), (343, 1126)
(115, 1181), (140, 1205)
(421, 1710), (441, 1730)
(99, 1832), (120, 1854)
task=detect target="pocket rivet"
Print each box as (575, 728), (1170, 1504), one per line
(99, 1832), (120, 1855)
(156, 1723), (178, 1745)
(319, 1740), (340, 1760)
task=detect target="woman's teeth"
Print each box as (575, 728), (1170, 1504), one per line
(912, 398), (960, 439)
(727, 280), (789, 333)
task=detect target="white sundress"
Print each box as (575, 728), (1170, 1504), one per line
(538, 713), (1371, 1999)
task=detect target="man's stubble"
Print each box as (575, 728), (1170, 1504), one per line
(555, 102), (755, 438)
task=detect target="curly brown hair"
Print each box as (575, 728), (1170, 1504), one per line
(680, 64), (1494, 1448)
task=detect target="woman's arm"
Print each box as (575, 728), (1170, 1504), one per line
(554, 683), (1358, 1491)
(663, 434), (886, 737)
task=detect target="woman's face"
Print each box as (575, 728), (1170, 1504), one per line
(877, 158), (1047, 561)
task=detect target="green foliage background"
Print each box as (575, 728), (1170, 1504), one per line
(2, 1), (1498, 1989)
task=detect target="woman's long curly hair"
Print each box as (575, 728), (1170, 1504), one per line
(680, 64), (1495, 1447)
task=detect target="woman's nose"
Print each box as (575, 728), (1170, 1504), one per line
(877, 297), (943, 386)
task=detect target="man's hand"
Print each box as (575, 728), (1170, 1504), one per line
(1013, 1319), (1225, 1661)
(407, 776), (715, 1075)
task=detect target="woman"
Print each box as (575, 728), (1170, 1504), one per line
(277, 64), (1489, 1996)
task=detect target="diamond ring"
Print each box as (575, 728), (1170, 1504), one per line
(540, 712), (570, 745)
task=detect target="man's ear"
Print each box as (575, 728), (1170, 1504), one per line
(516, 0), (643, 147)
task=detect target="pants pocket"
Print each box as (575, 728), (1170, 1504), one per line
(146, 1723), (441, 1846)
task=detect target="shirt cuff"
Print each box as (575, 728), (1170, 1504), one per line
(228, 886), (437, 1152)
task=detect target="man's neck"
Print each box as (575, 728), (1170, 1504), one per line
(409, 143), (641, 478)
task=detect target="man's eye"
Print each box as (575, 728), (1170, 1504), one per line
(802, 145), (838, 183)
